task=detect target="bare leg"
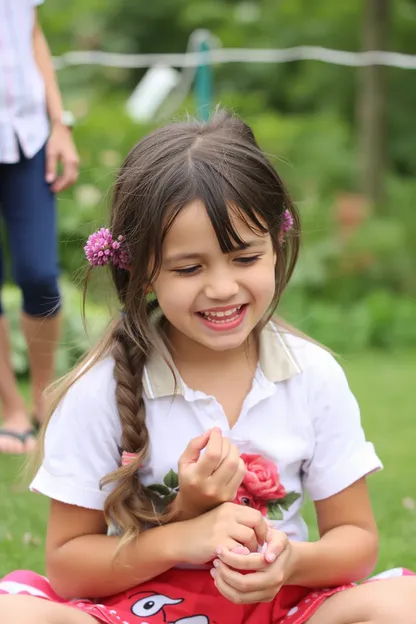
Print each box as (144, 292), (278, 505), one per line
(306, 576), (416, 624)
(21, 311), (62, 425)
(0, 316), (30, 454)
(0, 594), (98, 624)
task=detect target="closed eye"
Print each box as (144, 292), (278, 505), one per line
(173, 265), (200, 275)
(173, 255), (261, 275)
(234, 255), (262, 264)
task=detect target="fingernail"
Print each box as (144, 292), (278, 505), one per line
(232, 546), (250, 555)
(266, 553), (277, 563)
(213, 559), (220, 568)
(210, 568), (217, 579)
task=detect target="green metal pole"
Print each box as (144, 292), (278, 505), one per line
(195, 37), (212, 121)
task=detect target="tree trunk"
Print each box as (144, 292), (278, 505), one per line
(357, 0), (390, 209)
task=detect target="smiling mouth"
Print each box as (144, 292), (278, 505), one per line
(197, 304), (246, 324)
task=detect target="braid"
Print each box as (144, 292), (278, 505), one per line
(101, 309), (174, 547)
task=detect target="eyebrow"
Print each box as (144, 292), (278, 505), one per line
(165, 239), (268, 264)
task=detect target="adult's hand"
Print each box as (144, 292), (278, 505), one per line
(46, 122), (79, 193)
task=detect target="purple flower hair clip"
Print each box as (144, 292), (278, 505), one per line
(84, 227), (130, 270)
(282, 209), (294, 233)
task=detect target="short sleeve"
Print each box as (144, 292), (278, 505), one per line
(30, 358), (122, 510)
(301, 351), (382, 501)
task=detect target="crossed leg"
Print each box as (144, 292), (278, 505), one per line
(0, 595), (98, 624)
(306, 576), (416, 624)
(2, 576), (416, 624)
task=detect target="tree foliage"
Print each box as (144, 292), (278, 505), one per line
(13, 0), (413, 364)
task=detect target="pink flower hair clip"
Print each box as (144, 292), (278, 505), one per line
(84, 227), (130, 270)
(282, 209), (294, 233)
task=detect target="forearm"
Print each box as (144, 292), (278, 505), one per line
(287, 525), (379, 588)
(32, 16), (64, 124)
(47, 522), (184, 600)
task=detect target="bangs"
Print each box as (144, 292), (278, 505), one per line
(193, 164), (270, 252)
(153, 160), (271, 275)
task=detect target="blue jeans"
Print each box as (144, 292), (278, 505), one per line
(0, 144), (61, 317)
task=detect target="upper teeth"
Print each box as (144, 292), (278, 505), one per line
(203, 306), (241, 317)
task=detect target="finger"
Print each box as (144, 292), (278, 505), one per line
(179, 430), (211, 466)
(216, 547), (266, 571)
(227, 525), (260, 554)
(231, 545), (251, 555)
(210, 442), (240, 487)
(211, 566), (276, 605)
(225, 456), (246, 493)
(213, 560), (276, 594)
(45, 147), (58, 184)
(52, 159), (78, 193)
(196, 427), (224, 475)
(264, 530), (288, 563)
(236, 507), (268, 546)
(222, 538), (252, 555)
(218, 436), (231, 465)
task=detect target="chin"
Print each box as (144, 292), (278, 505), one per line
(198, 331), (250, 352)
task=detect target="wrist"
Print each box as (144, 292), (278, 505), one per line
(161, 519), (195, 563)
(50, 110), (75, 130)
(285, 541), (317, 586)
(171, 492), (203, 521)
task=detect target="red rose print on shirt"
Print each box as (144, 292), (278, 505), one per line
(233, 454), (300, 520)
(241, 454), (287, 500)
(234, 485), (268, 515)
(145, 455), (300, 521)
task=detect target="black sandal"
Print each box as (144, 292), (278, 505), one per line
(0, 428), (37, 453)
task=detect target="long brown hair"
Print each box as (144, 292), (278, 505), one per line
(36, 109), (301, 547)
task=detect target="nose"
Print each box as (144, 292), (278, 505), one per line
(204, 268), (239, 301)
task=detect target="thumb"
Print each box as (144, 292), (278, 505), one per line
(180, 430), (211, 465)
(264, 530), (287, 563)
(45, 145), (58, 184)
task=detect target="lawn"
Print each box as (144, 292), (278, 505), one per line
(0, 351), (415, 578)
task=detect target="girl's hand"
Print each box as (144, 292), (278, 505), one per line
(210, 529), (293, 604)
(178, 502), (269, 566)
(174, 428), (246, 519)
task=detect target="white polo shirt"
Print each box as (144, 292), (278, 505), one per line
(0, 0), (49, 163)
(31, 323), (382, 543)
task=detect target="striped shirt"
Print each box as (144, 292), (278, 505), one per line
(0, 0), (49, 163)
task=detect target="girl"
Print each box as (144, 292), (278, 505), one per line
(0, 110), (414, 624)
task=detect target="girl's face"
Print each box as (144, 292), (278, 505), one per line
(151, 200), (277, 354)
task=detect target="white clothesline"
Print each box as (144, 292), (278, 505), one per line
(53, 46), (416, 70)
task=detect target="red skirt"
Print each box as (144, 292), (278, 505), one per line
(0, 567), (413, 624)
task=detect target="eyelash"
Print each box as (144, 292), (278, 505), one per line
(174, 255), (261, 275)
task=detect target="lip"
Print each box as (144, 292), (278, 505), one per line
(197, 303), (246, 314)
(196, 304), (248, 332)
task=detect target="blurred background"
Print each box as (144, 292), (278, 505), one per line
(4, 0), (416, 373)
(1, 0), (415, 575)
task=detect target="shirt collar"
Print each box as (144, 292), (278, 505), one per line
(142, 320), (301, 399)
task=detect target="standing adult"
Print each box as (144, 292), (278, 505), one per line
(0, 0), (79, 453)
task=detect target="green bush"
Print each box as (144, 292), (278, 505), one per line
(3, 97), (416, 365)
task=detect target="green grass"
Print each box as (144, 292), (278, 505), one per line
(1, 352), (415, 578)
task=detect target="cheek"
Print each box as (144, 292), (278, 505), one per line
(249, 259), (276, 298)
(153, 275), (195, 313)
